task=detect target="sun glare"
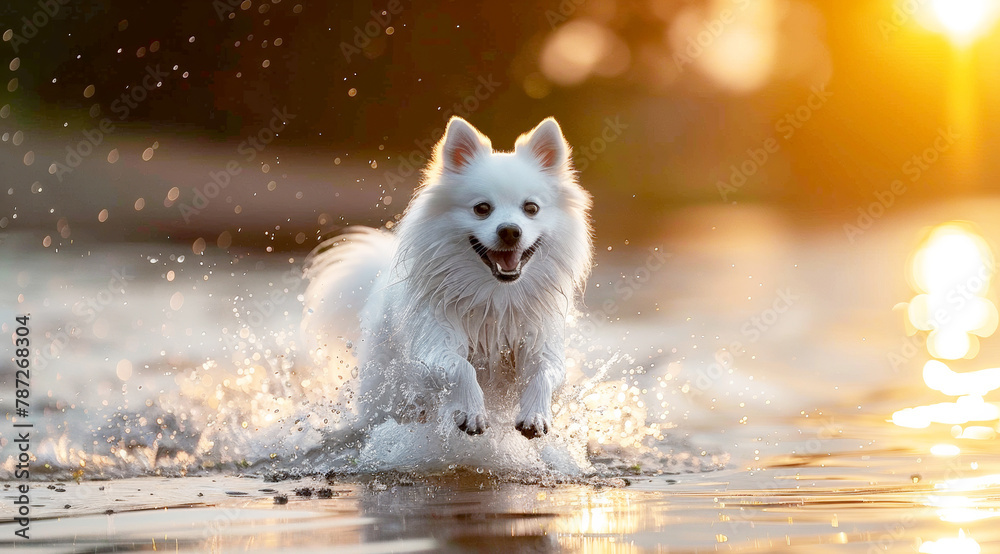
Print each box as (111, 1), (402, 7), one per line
(907, 223), (997, 360)
(893, 222), (1000, 437)
(931, 0), (999, 45)
(919, 529), (982, 554)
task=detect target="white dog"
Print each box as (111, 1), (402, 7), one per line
(303, 117), (592, 439)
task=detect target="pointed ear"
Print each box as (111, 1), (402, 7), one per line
(515, 117), (571, 173)
(438, 117), (492, 173)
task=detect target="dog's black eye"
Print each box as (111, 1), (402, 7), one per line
(473, 202), (492, 217)
(523, 201), (539, 216)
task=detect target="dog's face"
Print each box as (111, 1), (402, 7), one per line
(427, 117), (583, 284)
(461, 154), (557, 283)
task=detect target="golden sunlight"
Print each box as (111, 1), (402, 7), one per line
(893, 222), (1000, 441)
(936, 506), (1000, 523)
(936, 473), (1000, 491)
(540, 20), (629, 87)
(923, 360), (1000, 396)
(930, 0), (999, 45)
(666, 0), (777, 93)
(919, 528), (982, 554)
(930, 443), (961, 456)
(907, 222), (997, 360)
(891, 395), (1000, 428)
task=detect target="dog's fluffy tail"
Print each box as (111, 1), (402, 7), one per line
(301, 226), (395, 362)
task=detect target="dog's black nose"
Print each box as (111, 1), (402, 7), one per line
(497, 224), (521, 247)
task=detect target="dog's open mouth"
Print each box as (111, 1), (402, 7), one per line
(470, 237), (540, 282)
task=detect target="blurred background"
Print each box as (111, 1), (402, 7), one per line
(2, 0), (999, 250)
(4, 0), (1000, 479)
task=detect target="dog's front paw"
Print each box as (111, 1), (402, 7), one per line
(515, 413), (550, 439)
(453, 409), (489, 435)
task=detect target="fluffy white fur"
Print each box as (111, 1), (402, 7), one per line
(302, 117), (592, 439)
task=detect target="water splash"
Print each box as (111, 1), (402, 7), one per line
(2, 244), (727, 481)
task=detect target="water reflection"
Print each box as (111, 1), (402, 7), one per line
(892, 394), (1000, 429)
(919, 528), (981, 553)
(893, 222), (1000, 436)
(892, 221), (998, 554)
(905, 222), (997, 360)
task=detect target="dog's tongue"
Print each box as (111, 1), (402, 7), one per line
(489, 250), (520, 272)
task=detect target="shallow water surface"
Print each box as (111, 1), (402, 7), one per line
(4, 201), (1000, 552)
(5, 454), (1000, 552)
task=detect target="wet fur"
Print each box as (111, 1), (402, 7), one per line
(303, 117), (592, 439)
